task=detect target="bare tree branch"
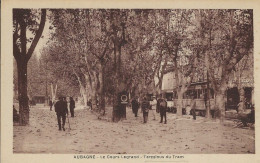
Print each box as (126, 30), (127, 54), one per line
(26, 9), (46, 61)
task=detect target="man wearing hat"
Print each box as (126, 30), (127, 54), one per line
(131, 97), (139, 117)
(55, 97), (68, 131)
(141, 96), (151, 123)
(159, 94), (167, 124)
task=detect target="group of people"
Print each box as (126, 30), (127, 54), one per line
(53, 97), (75, 131)
(131, 95), (168, 124)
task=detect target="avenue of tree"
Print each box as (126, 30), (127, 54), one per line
(13, 9), (253, 125)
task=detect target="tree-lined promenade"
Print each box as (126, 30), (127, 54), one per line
(13, 9), (253, 125)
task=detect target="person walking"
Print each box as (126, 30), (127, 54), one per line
(131, 97), (139, 117)
(55, 97), (68, 131)
(49, 100), (53, 111)
(150, 96), (157, 120)
(159, 95), (167, 124)
(141, 96), (150, 123)
(69, 97), (75, 117)
(63, 97), (68, 111)
(88, 99), (92, 110)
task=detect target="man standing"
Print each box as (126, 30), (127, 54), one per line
(141, 96), (150, 123)
(63, 97), (68, 113)
(55, 97), (68, 131)
(70, 97), (75, 117)
(159, 95), (167, 124)
(131, 97), (139, 117)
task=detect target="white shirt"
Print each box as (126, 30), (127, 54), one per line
(151, 99), (157, 110)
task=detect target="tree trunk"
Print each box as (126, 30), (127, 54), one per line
(51, 83), (58, 103)
(112, 41), (123, 122)
(79, 85), (87, 106)
(112, 84), (121, 122)
(206, 27), (212, 119)
(83, 72), (97, 110)
(205, 90), (211, 119)
(91, 93), (98, 111)
(215, 87), (226, 122)
(238, 85), (245, 113)
(13, 9), (46, 126)
(74, 70), (88, 106)
(155, 74), (163, 95)
(205, 72), (211, 119)
(176, 90), (184, 116)
(90, 73), (98, 111)
(98, 64), (106, 115)
(17, 60), (29, 125)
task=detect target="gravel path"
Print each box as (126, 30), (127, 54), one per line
(13, 106), (255, 154)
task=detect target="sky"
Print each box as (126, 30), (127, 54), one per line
(35, 18), (52, 59)
(25, 10), (53, 59)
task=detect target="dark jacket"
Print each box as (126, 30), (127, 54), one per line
(159, 99), (167, 113)
(131, 99), (139, 109)
(70, 99), (75, 109)
(156, 99), (162, 113)
(49, 100), (53, 106)
(55, 100), (68, 115)
(141, 100), (150, 113)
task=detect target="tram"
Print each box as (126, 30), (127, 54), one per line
(161, 81), (253, 116)
(146, 80), (253, 117)
(161, 81), (216, 116)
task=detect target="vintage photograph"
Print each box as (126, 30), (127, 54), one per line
(12, 9), (254, 154)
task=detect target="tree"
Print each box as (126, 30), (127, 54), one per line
(13, 9), (46, 125)
(109, 9), (162, 121)
(49, 9), (113, 114)
(193, 10), (253, 121)
(154, 10), (198, 116)
(231, 48), (253, 113)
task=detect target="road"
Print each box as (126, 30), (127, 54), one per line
(13, 105), (255, 154)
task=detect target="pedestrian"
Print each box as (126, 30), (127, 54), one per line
(55, 97), (68, 131)
(70, 97), (75, 117)
(63, 97), (68, 111)
(186, 105), (191, 115)
(49, 100), (53, 111)
(88, 99), (92, 110)
(13, 105), (19, 122)
(141, 96), (150, 123)
(150, 96), (157, 120)
(159, 95), (167, 124)
(131, 97), (139, 117)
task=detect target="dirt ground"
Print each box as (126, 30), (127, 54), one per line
(13, 105), (255, 154)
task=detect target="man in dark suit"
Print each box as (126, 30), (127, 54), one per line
(159, 95), (167, 124)
(141, 96), (150, 123)
(70, 97), (75, 117)
(55, 97), (68, 131)
(131, 97), (139, 117)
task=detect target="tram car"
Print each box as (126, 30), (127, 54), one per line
(161, 81), (253, 117)
(145, 80), (247, 117)
(162, 82), (216, 116)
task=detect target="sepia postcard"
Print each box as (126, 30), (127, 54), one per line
(1, 0), (260, 163)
